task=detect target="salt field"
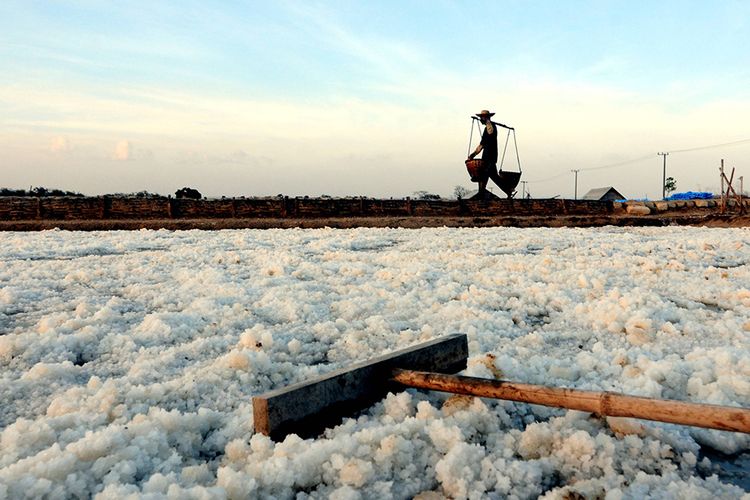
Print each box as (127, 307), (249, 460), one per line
(1, 226), (749, 499)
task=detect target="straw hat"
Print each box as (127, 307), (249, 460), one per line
(475, 109), (495, 118)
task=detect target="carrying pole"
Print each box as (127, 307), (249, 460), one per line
(392, 369), (750, 434)
(470, 116), (514, 130)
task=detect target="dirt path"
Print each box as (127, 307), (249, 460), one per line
(1, 213), (748, 231)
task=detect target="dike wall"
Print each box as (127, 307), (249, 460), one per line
(0, 197), (617, 221)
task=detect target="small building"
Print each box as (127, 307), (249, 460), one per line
(581, 186), (625, 201)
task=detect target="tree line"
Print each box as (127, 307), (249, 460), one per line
(0, 187), (204, 199)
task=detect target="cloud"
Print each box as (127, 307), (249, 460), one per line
(3, 72), (749, 198)
(114, 140), (131, 160)
(49, 136), (70, 153)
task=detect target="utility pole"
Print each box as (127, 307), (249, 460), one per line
(658, 152), (669, 199)
(571, 169), (580, 200)
(520, 181), (529, 198)
(720, 159), (725, 211)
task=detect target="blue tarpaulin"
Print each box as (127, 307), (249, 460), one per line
(666, 191), (714, 201)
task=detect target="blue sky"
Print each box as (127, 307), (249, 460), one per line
(2, 1), (749, 198)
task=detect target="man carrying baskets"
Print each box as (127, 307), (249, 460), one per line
(468, 109), (503, 197)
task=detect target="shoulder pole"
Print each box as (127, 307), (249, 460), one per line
(470, 116), (514, 130)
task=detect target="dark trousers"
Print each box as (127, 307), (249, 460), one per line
(478, 162), (504, 194)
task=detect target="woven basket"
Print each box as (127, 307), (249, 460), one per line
(496, 171), (521, 197)
(465, 158), (484, 182)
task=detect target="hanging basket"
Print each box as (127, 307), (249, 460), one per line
(465, 159), (522, 197)
(465, 158), (484, 182)
(496, 171), (521, 198)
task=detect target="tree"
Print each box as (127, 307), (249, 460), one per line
(453, 185), (471, 200)
(0, 188), (28, 196)
(413, 190), (441, 200)
(175, 187), (202, 199)
(665, 177), (677, 195)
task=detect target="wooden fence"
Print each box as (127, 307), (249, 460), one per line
(0, 196), (615, 221)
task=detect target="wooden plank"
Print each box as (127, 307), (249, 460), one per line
(253, 334), (468, 440)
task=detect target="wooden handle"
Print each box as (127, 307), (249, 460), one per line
(392, 369), (750, 434)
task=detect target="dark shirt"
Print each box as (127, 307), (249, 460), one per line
(481, 122), (498, 165)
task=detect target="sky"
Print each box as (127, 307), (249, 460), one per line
(1, 1), (750, 199)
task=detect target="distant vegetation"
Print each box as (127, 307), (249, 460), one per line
(453, 185), (472, 199)
(0, 187), (84, 197)
(175, 187), (203, 200)
(0, 187), (210, 199)
(413, 190), (442, 200)
(665, 177), (677, 195)
(0, 187), (481, 201)
(103, 191), (166, 198)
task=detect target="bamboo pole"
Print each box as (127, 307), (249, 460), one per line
(392, 369), (750, 434)
(719, 158), (727, 213)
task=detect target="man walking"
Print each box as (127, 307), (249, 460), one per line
(468, 109), (504, 197)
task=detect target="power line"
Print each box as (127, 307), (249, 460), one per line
(525, 137), (750, 184)
(525, 156), (653, 183)
(524, 171), (569, 184)
(668, 137), (750, 154)
(580, 154), (654, 172)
